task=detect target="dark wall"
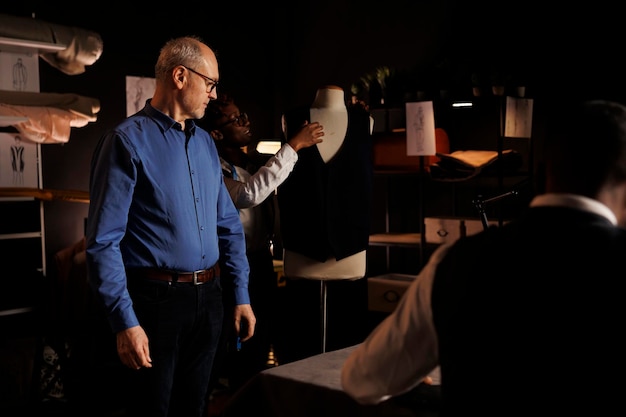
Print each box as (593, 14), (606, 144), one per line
(3, 0), (626, 261)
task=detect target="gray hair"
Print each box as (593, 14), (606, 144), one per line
(154, 35), (207, 82)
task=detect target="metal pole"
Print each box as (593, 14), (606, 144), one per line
(320, 280), (327, 353)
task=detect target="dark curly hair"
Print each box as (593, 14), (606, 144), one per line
(203, 92), (235, 130)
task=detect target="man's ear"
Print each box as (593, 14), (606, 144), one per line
(174, 66), (185, 86)
(211, 129), (223, 140)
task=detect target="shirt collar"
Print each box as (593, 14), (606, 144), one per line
(144, 99), (197, 135)
(530, 193), (617, 225)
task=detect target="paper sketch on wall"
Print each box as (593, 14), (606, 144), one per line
(0, 132), (39, 187)
(126, 76), (156, 116)
(504, 97), (533, 139)
(405, 101), (436, 156)
(0, 51), (40, 92)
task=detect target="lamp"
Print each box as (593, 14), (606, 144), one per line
(255, 140), (282, 155)
(451, 100), (473, 108)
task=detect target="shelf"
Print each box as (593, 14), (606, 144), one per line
(0, 115), (29, 125)
(0, 36), (66, 54)
(369, 233), (421, 247)
(0, 306), (34, 317)
(0, 187), (89, 203)
(373, 169), (422, 176)
(0, 231), (42, 240)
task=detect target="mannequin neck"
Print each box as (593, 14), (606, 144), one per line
(311, 86), (346, 110)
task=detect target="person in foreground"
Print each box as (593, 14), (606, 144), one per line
(341, 99), (626, 415)
(203, 93), (323, 390)
(85, 36), (255, 417)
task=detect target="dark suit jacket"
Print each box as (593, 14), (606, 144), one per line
(431, 206), (626, 415)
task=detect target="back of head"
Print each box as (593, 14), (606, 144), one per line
(545, 99), (626, 197)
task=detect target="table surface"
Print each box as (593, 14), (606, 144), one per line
(222, 345), (441, 417)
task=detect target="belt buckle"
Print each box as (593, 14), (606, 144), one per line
(193, 270), (201, 285)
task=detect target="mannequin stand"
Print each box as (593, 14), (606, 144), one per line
(320, 281), (328, 353)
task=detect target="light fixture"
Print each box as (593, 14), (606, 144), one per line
(451, 100), (473, 108)
(255, 140), (282, 155)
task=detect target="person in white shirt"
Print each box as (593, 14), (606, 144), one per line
(341, 99), (626, 416)
(203, 92), (323, 392)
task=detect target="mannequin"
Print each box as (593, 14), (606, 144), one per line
(278, 85), (373, 280)
(308, 86), (348, 163)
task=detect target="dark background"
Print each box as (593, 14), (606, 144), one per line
(3, 1), (625, 257)
(4, 0), (626, 353)
(2, 1), (626, 412)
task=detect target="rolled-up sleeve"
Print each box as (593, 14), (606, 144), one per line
(341, 243), (452, 404)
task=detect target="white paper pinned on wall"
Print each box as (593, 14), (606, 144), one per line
(0, 50), (40, 93)
(405, 101), (436, 156)
(0, 132), (39, 188)
(126, 76), (156, 116)
(505, 97), (533, 139)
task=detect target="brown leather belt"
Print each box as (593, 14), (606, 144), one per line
(128, 264), (220, 285)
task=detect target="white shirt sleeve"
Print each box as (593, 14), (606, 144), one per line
(222, 144), (298, 208)
(340, 242), (453, 404)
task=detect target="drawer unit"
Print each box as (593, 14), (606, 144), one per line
(367, 273), (416, 313)
(424, 216), (501, 244)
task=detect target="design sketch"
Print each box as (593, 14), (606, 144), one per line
(126, 76), (156, 116)
(412, 106), (426, 153)
(0, 132), (38, 188)
(505, 97), (534, 139)
(405, 101), (436, 156)
(0, 51), (39, 92)
(12, 57), (28, 91)
(10, 134), (25, 185)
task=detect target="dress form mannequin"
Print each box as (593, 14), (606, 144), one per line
(309, 86), (348, 164)
(279, 85), (373, 352)
(281, 85), (368, 280)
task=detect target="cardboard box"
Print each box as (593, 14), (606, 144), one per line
(424, 217), (463, 244)
(425, 217), (503, 244)
(464, 219), (487, 236)
(367, 273), (416, 313)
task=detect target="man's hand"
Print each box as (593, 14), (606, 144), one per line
(233, 304), (256, 342)
(117, 325), (152, 370)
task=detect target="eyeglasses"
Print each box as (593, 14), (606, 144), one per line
(181, 65), (219, 93)
(218, 112), (249, 128)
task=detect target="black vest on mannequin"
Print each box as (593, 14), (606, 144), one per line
(278, 105), (373, 262)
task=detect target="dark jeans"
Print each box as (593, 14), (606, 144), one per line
(124, 276), (224, 417)
(208, 249), (278, 394)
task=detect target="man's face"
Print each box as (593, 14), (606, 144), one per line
(181, 46), (219, 120)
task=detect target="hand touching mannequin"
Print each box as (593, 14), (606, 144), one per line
(278, 85), (373, 280)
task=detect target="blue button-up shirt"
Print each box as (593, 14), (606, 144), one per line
(86, 100), (250, 333)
